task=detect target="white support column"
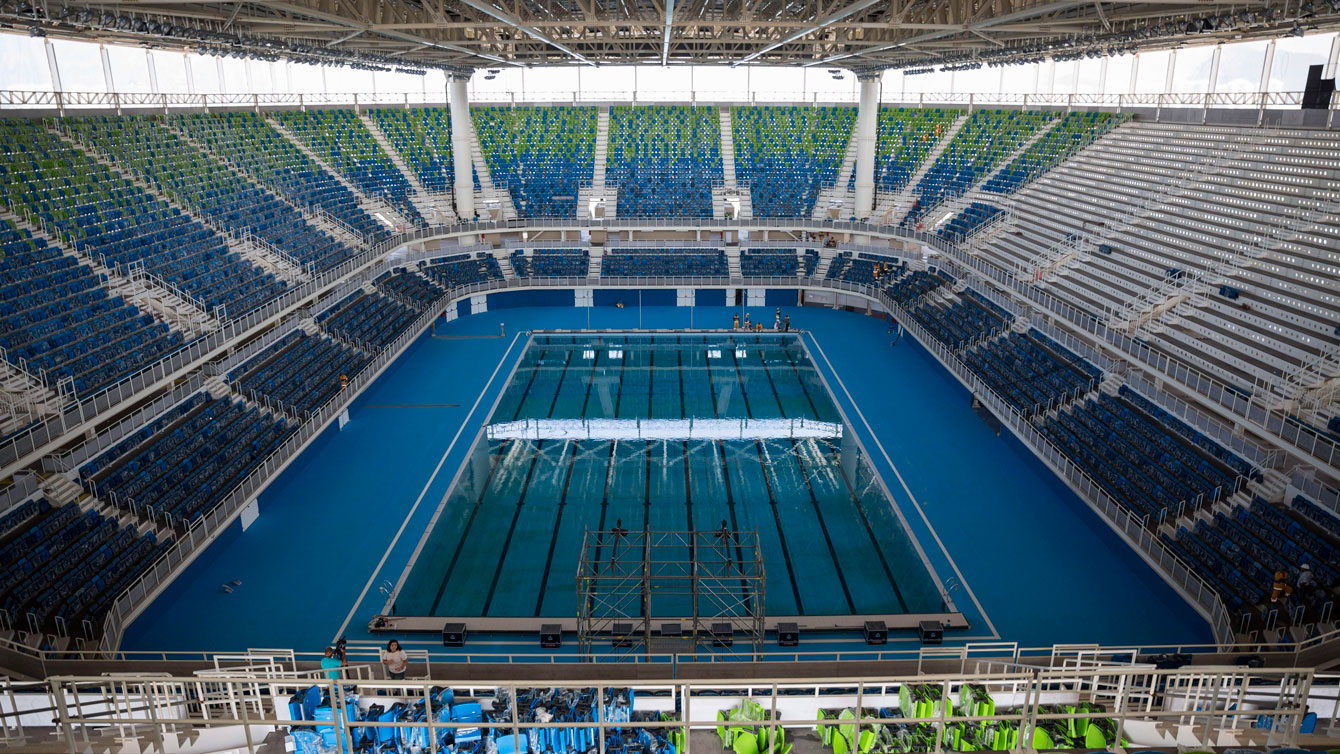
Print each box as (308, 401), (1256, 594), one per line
(852, 72), (880, 219)
(100, 45), (115, 93)
(1325, 35), (1340, 79)
(1164, 50), (1177, 94)
(1259, 40), (1276, 93)
(1128, 54), (1139, 94)
(449, 74), (476, 224)
(146, 50), (160, 95)
(1207, 44), (1223, 94)
(45, 38), (63, 93)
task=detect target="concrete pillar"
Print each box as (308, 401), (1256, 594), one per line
(449, 74), (476, 223)
(44, 39), (62, 93)
(853, 72), (880, 219)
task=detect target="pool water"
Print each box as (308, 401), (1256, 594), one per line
(392, 333), (948, 619)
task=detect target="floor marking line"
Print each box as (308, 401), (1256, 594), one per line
(332, 331), (526, 641)
(804, 332), (999, 640)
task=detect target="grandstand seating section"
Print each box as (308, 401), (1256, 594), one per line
(272, 110), (425, 225)
(937, 202), (1004, 242)
(421, 253), (504, 289)
(0, 500), (170, 636)
(511, 249), (589, 278)
(965, 329), (1098, 414)
(732, 106), (854, 217)
(912, 292), (1011, 350)
(59, 116), (345, 291)
(827, 252), (902, 286)
(802, 249), (819, 277)
(902, 109), (1054, 227)
(606, 106), (722, 217)
(81, 393), (295, 525)
(230, 332), (370, 417)
(172, 112), (387, 250)
(473, 107), (596, 218)
(376, 269), (446, 310)
(982, 112), (1123, 195)
(0, 219), (184, 395)
(368, 108), (478, 195)
(602, 248), (728, 277)
(318, 291), (419, 352)
(853, 107), (962, 194)
(740, 248), (802, 277)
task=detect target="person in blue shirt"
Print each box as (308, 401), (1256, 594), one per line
(320, 646), (345, 681)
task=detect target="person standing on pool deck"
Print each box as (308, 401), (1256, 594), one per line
(733, 313), (739, 330)
(774, 309), (781, 330)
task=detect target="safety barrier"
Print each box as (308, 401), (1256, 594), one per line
(0, 666), (1326, 754)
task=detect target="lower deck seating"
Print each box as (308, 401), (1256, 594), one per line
(230, 332), (370, 417)
(318, 292), (419, 352)
(965, 329), (1096, 414)
(0, 502), (169, 636)
(601, 249), (727, 277)
(511, 249), (589, 278)
(884, 269), (948, 305)
(81, 394), (296, 525)
(740, 249), (800, 277)
(912, 294), (1010, 350)
(421, 253), (504, 289)
(376, 269), (447, 311)
(828, 253), (903, 285)
(802, 249), (819, 277)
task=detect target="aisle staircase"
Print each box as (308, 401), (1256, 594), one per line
(493, 249), (517, 280)
(812, 247), (840, 278)
(726, 247), (742, 280)
(812, 131), (861, 220)
(358, 112), (456, 225)
(587, 248), (604, 279)
(579, 106), (612, 219)
(467, 126), (518, 221)
(875, 112), (969, 224)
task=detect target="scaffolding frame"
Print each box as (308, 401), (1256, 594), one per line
(576, 529), (765, 657)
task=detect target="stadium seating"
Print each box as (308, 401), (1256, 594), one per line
(376, 269), (447, 310)
(851, 107), (962, 193)
(368, 108), (479, 194)
(272, 110), (425, 225)
(802, 249), (819, 277)
(912, 293), (1012, 351)
(740, 248), (802, 277)
(421, 253), (504, 289)
(902, 109), (1054, 227)
(473, 107), (596, 218)
(58, 116), (338, 296)
(81, 393), (295, 524)
(602, 249), (728, 277)
(937, 202), (1004, 243)
(606, 106), (722, 217)
(230, 332), (370, 417)
(511, 248), (589, 278)
(732, 106), (855, 217)
(828, 252), (903, 286)
(172, 112), (387, 250)
(0, 502), (169, 636)
(317, 291), (419, 352)
(0, 219), (184, 395)
(884, 268), (949, 306)
(981, 112), (1124, 195)
(965, 330), (1097, 414)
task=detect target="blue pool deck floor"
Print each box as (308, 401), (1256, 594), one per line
(123, 304), (1211, 655)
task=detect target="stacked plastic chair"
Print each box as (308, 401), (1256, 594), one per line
(369, 107), (480, 194)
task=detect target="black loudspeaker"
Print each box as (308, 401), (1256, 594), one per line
(612, 622), (634, 647)
(539, 624), (562, 648)
(711, 623), (734, 647)
(918, 620), (944, 645)
(442, 623), (466, 647)
(863, 620), (888, 646)
(660, 623), (681, 637)
(1303, 64), (1336, 109)
(776, 622), (799, 647)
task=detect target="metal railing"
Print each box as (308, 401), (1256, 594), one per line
(1, 89), (1333, 116)
(0, 666), (1324, 754)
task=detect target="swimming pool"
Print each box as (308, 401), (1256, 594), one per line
(389, 333), (953, 626)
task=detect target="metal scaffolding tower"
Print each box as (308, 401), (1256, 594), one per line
(576, 529), (765, 657)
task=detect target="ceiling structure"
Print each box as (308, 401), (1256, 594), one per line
(1, 0), (1337, 74)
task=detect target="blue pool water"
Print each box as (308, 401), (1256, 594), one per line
(122, 303), (1211, 654)
(391, 334), (947, 620)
